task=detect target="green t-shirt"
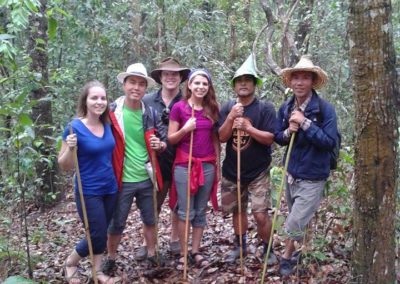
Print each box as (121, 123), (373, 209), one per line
(122, 106), (149, 182)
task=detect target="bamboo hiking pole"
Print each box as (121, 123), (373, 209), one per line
(183, 105), (195, 280)
(236, 129), (244, 275)
(69, 126), (98, 284)
(151, 149), (160, 266)
(260, 133), (296, 283)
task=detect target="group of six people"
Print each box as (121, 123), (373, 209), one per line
(58, 54), (338, 283)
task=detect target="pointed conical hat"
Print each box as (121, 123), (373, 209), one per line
(231, 53), (263, 88)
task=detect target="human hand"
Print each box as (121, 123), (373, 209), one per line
(289, 110), (305, 124)
(227, 103), (244, 121)
(288, 121), (299, 133)
(149, 134), (163, 151)
(182, 117), (196, 133)
(233, 117), (252, 131)
(66, 133), (77, 149)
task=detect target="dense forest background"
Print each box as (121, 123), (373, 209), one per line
(0, 0), (399, 283)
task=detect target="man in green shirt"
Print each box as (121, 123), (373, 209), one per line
(103, 63), (167, 273)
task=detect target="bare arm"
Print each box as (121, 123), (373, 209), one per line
(218, 103), (243, 143)
(168, 118), (196, 145)
(58, 141), (75, 171)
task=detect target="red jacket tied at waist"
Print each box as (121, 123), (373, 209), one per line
(169, 148), (218, 211)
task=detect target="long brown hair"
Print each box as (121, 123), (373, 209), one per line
(184, 73), (219, 123)
(77, 80), (110, 123)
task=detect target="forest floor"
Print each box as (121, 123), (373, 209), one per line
(1, 186), (353, 283)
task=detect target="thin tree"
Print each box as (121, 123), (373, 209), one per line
(348, 1), (398, 283)
(28, 0), (59, 210)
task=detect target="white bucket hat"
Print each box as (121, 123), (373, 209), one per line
(281, 55), (328, 90)
(117, 63), (156, 87)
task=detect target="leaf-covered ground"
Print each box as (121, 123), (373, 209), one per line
(1, 187), (352, 283)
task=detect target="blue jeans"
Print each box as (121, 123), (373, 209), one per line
(108, 179), (155, 235)
(75, 193), (117, 257)
(174, 163), (215, 227)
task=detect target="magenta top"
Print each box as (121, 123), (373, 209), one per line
(169, 100), (215, 158)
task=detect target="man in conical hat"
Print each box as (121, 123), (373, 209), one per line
(275, 55), (339, 276)
(217, 54), (278, 265)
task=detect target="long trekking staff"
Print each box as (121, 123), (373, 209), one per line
(69, 126), (98, 284)
(151, 149), (160, 266)
(183, 105), (195, 280)
(236, 129), (244, 275)
(260, 133), (296, 283)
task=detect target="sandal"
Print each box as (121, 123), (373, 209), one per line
(96, 271), (122, 284)
(175, 255), (193, 271)
(191, 252), (209, 268)
(63, 262), (81, 284)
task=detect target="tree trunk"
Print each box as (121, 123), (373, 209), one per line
(295, 0), (313, 53)
(28, 0), (59, 210)
(131, 0), (142, 59)
(348, 1), (398, 283)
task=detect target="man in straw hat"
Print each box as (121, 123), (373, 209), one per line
(217, 54), (278, 265)
(131, 57), (190, 259)
(103, 63), (167, 273)
(275, 55), (339, 276)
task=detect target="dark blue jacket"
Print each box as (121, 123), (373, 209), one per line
(275, 91), (338, 180)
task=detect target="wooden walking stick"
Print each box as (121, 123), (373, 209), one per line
(183, 105), (195, 280)
(69, 125), (98, 284)
(151, 148), (160, 266)
(236, 129), (244, 275)
(260, 133), (296, 283)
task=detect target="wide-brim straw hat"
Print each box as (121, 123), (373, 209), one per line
(281, 55), (328, 89)
(150, 57), (190, 84)
(231, 53), (263, 88)
(117, 63), (156, 87)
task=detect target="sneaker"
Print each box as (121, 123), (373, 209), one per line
(147, 253), (165, 267)
(135, 246), (148, 261)
(279, 257), (295, 276)
(101, 257), (116, 275)
(169, 241), (181, 256)
(224, 246), (247, 264)
(261, 243), (278, 265)
(290, 250), (302, 265)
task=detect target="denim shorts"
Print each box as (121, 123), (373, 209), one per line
(108, 179), (155, 235)
(284, 178), (326, 241)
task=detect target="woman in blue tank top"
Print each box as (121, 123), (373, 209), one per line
(58, 81), (120, 283)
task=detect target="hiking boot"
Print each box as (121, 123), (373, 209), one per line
(279, 257), (295, 276)
(224, 246), (247, 264)
(101, 257), (116, 275)
(169, 240), (181, 256)
(135, 246), (148, 261)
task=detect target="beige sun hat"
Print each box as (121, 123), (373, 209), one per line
(117, 63), (156, 87)
(150, 57), (190, 84)
(281, 55), (328, 89)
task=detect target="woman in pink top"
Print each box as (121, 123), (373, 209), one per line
(168, 69), (220, 269)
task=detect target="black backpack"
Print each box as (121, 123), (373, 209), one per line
(317, 99), (341, 170)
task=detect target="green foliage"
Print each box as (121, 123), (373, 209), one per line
(3, 276), (37, 283)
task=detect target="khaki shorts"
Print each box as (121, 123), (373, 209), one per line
(221, 170), (271, 214)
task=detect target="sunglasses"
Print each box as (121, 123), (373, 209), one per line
(161, 107), (170, 124)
